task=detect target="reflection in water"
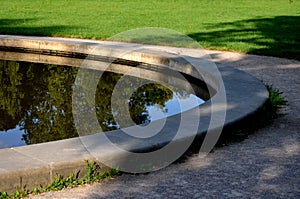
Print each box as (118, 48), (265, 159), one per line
(0, 60), (204, 148)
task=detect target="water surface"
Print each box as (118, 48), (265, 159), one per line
(0, 60), (204, 148)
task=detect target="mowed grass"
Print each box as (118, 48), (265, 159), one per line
(0, 0), (299, 59)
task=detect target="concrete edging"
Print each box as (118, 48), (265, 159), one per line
(0, 35), (268, 193)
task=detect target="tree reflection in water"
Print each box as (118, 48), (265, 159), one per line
(0, 60), (176, 145)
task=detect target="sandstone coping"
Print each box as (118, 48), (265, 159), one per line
(0, 35), (268, 193)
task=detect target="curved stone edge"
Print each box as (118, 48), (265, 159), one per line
(0, 35), (268, 193)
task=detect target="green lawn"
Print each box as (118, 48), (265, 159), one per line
(0, 0), (299, 59)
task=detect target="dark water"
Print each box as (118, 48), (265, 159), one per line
(0, 60), (204, 148)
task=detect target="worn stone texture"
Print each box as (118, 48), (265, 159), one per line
(29, 49), (300, 199)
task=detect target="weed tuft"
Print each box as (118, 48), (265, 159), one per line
(0, 161), (121, 199)
(267, 85), (287, 108)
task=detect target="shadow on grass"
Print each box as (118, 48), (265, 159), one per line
(188, 16), (300, 60)
(0, 18), (75, 36)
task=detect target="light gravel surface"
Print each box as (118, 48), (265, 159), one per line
(29, 50), (300, 199)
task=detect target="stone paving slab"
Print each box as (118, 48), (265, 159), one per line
(0, 148), (50, 192)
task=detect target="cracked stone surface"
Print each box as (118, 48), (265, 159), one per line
(29, 50), (300, 199)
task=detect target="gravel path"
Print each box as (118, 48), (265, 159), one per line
(29, 50), (300, 199)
